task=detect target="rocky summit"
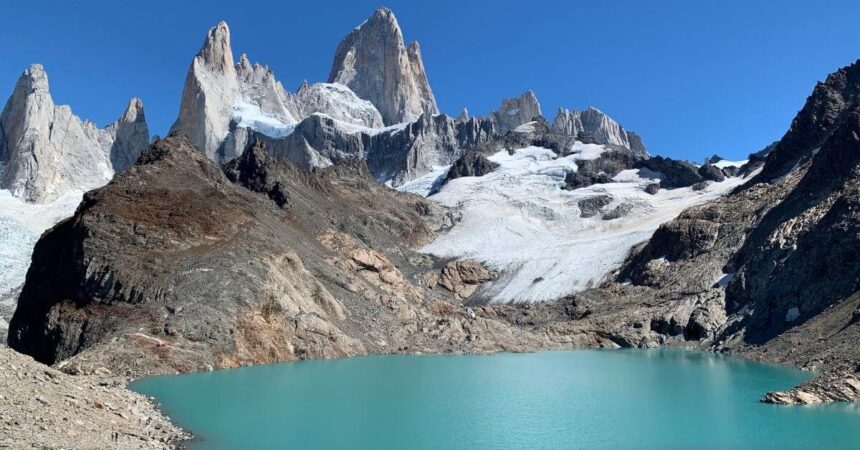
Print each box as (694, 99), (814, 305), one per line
(328, 6), (439, 125)
(0, 65), (149, 203)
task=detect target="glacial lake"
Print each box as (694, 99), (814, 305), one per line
(130, 349), (860, 449)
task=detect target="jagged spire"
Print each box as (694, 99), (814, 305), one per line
(198, 21), (234, 72)
(15, 64), (50, 96)
(328, 7), (438, 125)
(490, 90), (543, 133)
(457, 108), (470, 121)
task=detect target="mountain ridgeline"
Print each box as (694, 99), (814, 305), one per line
(2, 6), (860, 408)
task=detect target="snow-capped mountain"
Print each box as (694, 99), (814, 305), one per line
(170, 21), (386, 164)
(0, 65), (149, 337)
(0, 64), (149, 203)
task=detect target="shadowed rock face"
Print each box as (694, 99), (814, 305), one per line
(7, 134), (560, 376)
(107, 98), (150, 172)
(328, 7), (438, 125)
(636, 156), (702, 188)
(727, 106), (860, 342)
(0, 65), (149, 203)
(444, 151), (499, 182)
(261, 111), (497, 187)
(758, 59), (860, 182)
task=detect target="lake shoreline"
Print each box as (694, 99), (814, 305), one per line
(130, 348), (860, 450)
(127, 345), (841, 449)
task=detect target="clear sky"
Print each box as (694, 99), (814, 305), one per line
(1, 0), (859, 161)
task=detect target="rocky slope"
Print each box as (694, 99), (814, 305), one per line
(7, 134), (564, 377)
(0, 347), (186, 449)
(566, 59), (860, 404)
(328, 7), (438, 125)
(0, 65), (149, 203)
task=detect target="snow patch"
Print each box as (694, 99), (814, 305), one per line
(396, 165), (451, 197)
(712, 159), (748, 169)
(312, 113), (410, 136)
(513, 122), (536, 133)
(233, 100), (296, 138)
(716, 272), (735, 288)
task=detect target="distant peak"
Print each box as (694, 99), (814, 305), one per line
(373, 6), (395, 19)
(18, 64), (49, 94)
(457, 108), (470, 121)
(198, 20), (234, 72)
(364, 5), (401, 32)
(121, 97), (145, 123)
(238, 53), (251, 69)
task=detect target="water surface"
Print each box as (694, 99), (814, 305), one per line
(131, 350), (860, 449)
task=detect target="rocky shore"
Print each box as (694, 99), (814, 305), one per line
(0, 347), (187, 449)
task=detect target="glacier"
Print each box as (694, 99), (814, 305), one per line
(410, 145), (759, 303)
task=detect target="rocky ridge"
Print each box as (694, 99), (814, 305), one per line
(170, 21), (385, 164)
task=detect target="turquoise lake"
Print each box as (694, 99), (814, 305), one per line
(130, 349), (860, 449)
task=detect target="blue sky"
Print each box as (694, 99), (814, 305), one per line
(1, 0), (859, 161)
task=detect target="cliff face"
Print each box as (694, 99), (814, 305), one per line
(328, 7), (439, 125)
(0, 65), (148, 203)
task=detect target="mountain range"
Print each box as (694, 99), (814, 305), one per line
(2, 5), (859, 416)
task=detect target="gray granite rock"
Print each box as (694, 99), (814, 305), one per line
(328, 7), (438, 125)
(0, 65), (149, 203)
(552, 106), (648, 156)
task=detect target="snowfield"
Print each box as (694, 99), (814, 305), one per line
(0, 190), (82, 334)
(233, 100), (297, 138)
(406, 146), (757, 303)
